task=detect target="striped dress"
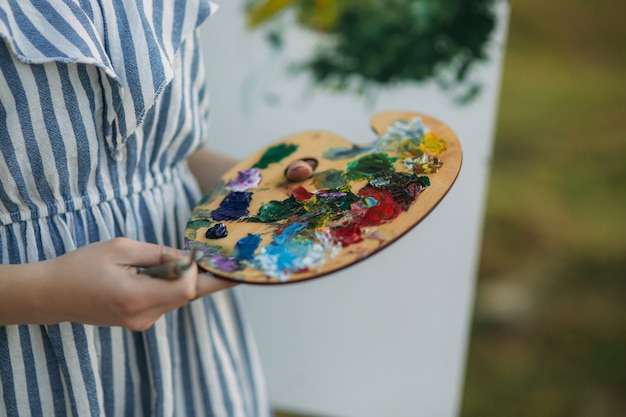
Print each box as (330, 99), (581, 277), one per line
(0, 1), (269, 416)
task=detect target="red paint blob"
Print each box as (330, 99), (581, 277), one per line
(358, 186), (402, 226)
(291, 186), (315, 201)
(331, 223), (364, 246)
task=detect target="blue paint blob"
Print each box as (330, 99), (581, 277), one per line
(212, 191), (253, 221)
(322, 144), (373, 160)
(252, 223), (340, 282)
(363, 196), (378, 207)
(206, 223), (228, 239)
(234, 234), (262, 261)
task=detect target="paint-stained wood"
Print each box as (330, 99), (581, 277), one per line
(185, 111), (462, 284)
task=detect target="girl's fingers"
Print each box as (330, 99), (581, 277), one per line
(105, 239), (237, 326)
(131, 264), (235, 308)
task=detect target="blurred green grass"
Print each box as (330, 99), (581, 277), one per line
(460, 0), (626, 416)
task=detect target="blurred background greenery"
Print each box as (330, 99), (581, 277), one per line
(460, 0), (626, 416)
(276, 0), (626, 415)
(246, 0), (497, 101)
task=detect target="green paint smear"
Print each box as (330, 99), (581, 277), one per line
(304, 211), (333, 228)
(250, 187), (361, 226)
(312, 169), (348, 189)
(345, 152), (397, 181)
(252, 143), (298, 169)
(318, 188), (360, 212)
(298, 188), (361, 227)
(251, 196), (306, 223)
(185, 219), (213, 240)
(316, 193), (361, 228)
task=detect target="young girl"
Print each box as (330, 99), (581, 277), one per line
(0, 1), (313, 415)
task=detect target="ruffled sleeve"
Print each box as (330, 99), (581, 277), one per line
(0, 0), (217, 159)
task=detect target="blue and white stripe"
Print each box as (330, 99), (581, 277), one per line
(0, 1), (270, 415)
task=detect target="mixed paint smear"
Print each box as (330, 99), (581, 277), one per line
(185, 117), (446, 282)
(324, 117), (446, 174)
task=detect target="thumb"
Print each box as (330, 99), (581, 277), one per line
(195, 271), (239, 297)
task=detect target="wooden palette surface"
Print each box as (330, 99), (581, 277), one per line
(184, 111), (462, 284)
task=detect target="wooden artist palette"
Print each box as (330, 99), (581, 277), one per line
(185, 111), (462, 284)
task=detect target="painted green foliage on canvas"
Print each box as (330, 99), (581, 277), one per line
(245, 0), (498, 101)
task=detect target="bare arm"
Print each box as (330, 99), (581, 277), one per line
(187, 147), (238, 195)
(0, 262), (50, 325)
(0, 238), (235, 329)
(187, 147), (316, 193)
(0, 149), (243, 329)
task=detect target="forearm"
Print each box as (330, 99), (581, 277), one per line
(0, 239), (237, 330)
(0, 262), (58, 326)
(187, 148), (238, 195)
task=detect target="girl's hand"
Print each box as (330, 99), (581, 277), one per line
(1, 238), (236, 330)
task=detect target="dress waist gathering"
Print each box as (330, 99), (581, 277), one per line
(0, 162), (196, 227)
